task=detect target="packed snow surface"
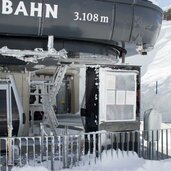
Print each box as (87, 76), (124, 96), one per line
(12, 150), (171, 171)
(12, 166), (49, 171)
(127, 21), (171, 121)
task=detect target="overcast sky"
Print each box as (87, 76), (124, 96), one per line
(157, 0), (171, 7)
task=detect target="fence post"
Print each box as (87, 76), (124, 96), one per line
(156, 130), (159, 160)
(93, 133), (96, 164)
(7, 126), (13, 170)
(40, 123), (44, 163)
(63, 135), (68, 168)
(137, 131), (140, 157)
(156, 81), (158, 94)
(161, 129), (164, 159)
(2, 129), (171, 170)
(166, 129), (168, 158)
(111, 132), (114, 157)
(70, 135), (74, 168)
(98, 133), (102, 161)
(0, 139), (1, 170)
(51, 135), (55, 171)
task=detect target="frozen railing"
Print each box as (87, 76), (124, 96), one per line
(0, 129), (171, 171)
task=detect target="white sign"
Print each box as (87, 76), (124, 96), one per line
(1, 0), (58, 18)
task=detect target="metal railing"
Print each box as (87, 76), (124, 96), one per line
(0, 129), (171, 171)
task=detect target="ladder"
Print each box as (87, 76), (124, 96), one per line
(43, 64), (68, 135)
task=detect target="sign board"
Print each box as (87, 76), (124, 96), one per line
(0, 0), (162, 48)
(0, 0), (113, 39)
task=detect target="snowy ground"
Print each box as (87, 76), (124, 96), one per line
(12, 150), (171, 171)
(127, 21), (171, 122)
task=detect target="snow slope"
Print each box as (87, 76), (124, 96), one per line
(127, 21), (171, 121)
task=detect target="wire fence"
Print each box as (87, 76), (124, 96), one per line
(0, 129), (171, 171)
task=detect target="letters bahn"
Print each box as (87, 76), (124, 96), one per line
(0, 0), (162, 152)
(2, 0), (58, 18)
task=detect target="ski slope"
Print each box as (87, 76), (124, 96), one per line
(127, 21), (171, 122)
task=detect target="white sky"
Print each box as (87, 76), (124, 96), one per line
(148, 0), (171, 7)
(157, 0), (171, 7)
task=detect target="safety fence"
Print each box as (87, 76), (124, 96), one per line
(0, 129), (171, 171)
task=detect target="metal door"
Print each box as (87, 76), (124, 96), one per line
(0, 83), (11, 136)
(0, 77), (21, 137)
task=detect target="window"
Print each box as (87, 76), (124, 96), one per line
(116, 75), (135, 91)
(106, 105), (134, 120)
(99, 69), (137, 122)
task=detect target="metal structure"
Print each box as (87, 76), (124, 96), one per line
(42, 65), (68, 135)
(0, 75), (25, 137)
(0, 129), (171, 171)
(0, 1), (164, 169)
